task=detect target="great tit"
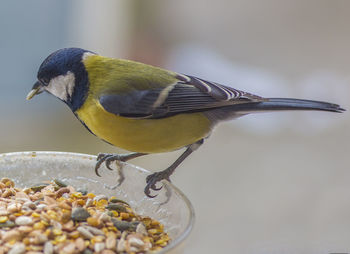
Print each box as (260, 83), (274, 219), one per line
(27, 47), (344, 197)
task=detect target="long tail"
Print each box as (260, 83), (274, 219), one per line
(231, 98), (345, 113)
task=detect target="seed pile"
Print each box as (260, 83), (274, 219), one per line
(0, 178), (170, 253)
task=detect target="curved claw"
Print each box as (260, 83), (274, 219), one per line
(144, 172), (166, 197)
(146, 175), (162, 190)
(95, 166), (101, 177)
(95, 155), (108, 177)
(144, 183), (158, 198)
(105, 158), (115, 171)
(151, 184), (163, 191)
(95, 153), (118, 176)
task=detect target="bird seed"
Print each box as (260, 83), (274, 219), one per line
(0, 177), (170, 253)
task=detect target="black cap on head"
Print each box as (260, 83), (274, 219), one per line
(37, 48), (94, 85)
(29, 48), (96, 111)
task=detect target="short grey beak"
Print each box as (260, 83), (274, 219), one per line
(26, 81), (44, 100)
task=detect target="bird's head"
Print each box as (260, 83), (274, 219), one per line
(27, 48), (96, 111)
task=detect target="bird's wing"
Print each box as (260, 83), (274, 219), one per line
(99, 74), (264, 119)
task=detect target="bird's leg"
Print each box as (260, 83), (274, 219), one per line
(145, 139), (204, 198)
(95, 152), (147, 174)
(95, 152), (147, 186)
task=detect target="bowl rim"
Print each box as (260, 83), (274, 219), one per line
(0, 151), (195, 253)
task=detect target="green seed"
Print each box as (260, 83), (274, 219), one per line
(109, 198), (130, 206)
(30, 183), (49, 192)
(71, 207), (91, 222)
(53, 179), (68, 187)
(105, 204), (127, 213)
(0, 221), (16, 228)
(111, 218), (138, 231)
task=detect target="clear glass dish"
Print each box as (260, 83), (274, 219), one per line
(0, 151), (195, 253)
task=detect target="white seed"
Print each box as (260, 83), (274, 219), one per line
(136, 223), (147, 235)
(15, 197), (30, 203)
(144, 242), (152, 250)
(94, 242), (105, 252)
(61, 242), (76, 254)
(33, 233), (48, 244)
(128, 237), (145, 248)
(36, 204), (47, 210)
(117, 232), (127, 252)
(75, 238), (86, 252)
(15, 216), (33, 226)
(2, 230), (21, 242)
(129, 246), (140, 252)
(8, 243), (25, 254)
(84, 198), (93, 208)
(84, 225), (105, 236)
(105, 235), (117, 249)
(17, 226), (32, 234)
(117, 239), (125, 252)
(51, 220), (62, 230)
(7, 203), (21, 213)
(77, 226), (94, 239)
(22, 201), (36, 210)
(98, 212), (111, 222)
(62, 193), (70, 199)
(0, 208), (9, 216)
(44, 242), (54, 254)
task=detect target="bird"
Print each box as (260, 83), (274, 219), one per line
(27, 47), (345, 198)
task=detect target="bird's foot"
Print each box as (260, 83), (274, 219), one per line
(95, 153), (126, 186)
(95, 153), (123, 175)
(144, 170), (172, 198)
(95, 152), (147, 187)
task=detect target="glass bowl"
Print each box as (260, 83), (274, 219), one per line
(0, 151), (195, 253)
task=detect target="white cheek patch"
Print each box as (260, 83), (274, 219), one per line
(46, 71), (76, 101)
(82, 52), (96, 61)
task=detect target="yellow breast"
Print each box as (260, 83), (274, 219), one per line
(75, 98), (212, 153)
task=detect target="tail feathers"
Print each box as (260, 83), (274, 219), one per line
(231, 98), (345, 113)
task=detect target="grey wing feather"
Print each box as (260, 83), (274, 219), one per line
(99, 89), (162, 118)
(99, 74), (263, 119)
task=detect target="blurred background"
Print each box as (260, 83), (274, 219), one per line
(1, 0), (350, 253)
